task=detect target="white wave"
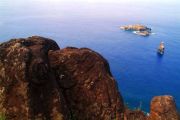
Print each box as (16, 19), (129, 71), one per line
(132, 31), (139, 34)
(133, 31), (156, 35)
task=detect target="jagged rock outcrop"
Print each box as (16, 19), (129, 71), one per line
(0, 36), (179, 120)
(0, 36), (69, 120)
(157, 42), (165, 55)
(49, 47), (124, 120)
(120, 24), (151, 36)
(148, 95), (179, 120)
(0, 36), (124, 120)
(124, 109), (147, 120)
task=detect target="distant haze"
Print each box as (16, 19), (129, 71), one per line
(40, 0), (180, 4)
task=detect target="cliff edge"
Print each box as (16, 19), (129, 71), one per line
(0, 36), (179, 120)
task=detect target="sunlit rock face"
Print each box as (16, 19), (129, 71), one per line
(148, 95), (179, 120)
(120, 24), (151, 36)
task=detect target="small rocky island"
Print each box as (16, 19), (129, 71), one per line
(0, 36), (179, 120)
(157, 42), (165, 55)
(120, 24), (151, 36)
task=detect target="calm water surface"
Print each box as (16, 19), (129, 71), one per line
(0, 0), (180, 112)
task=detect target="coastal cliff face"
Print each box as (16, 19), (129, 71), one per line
(0, 37), (69, 120)
(49, 47), (124, 120)
(0, 36), (179, 120)
(148, 96), (179, 120)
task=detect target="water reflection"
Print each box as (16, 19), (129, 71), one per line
(156, 52), (164, 65)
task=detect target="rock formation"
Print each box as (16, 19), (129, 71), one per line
(49, 47), (124, 120)
(157, 42), (165, 55)
(0, 36), (179, 120)
(124, 109), (147, 120)
(148, 96), (179, 120)
(120, 24), (151, 36)
(0, 36), (69, 120)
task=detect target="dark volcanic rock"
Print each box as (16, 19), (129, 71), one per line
(0, 36), (69, 120)
(124, 109), (147, 120)
(0, 36), (179, 120)
(0, 37), (124, 120)
(148, 95), (179, 120)
(49, 47), (124, 120)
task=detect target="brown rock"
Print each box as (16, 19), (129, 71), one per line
(0, 36), (69, 120)
(124, 109), (147, 120)
(148, 95), (179, 120)
(120, 24), (151, 32)
(120, 24), (151, 36)
(49, 47), (125, 120)
(1, 36), (179, 120)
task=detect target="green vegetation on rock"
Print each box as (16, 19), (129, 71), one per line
(0, 113), (6, 120)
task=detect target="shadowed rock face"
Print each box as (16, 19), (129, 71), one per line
(0, 36), (124, 120)
(124, 109), (147, 120)
(0, 36), (69, 120)
(49, 47), (124, 120)
(0, 36), (179, 120)
(148, 96), (179, 120)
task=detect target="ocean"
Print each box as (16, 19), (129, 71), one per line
(0, 0), (180, 112)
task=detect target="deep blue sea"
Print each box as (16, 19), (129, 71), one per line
(0, 0), (180, 112)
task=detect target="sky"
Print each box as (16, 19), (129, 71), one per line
(32, 0), (180, 8)
(40, 0), (179, 3)
(4, 0), (179, 8)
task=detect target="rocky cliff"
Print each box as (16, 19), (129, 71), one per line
(0, 36), (179, 120)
